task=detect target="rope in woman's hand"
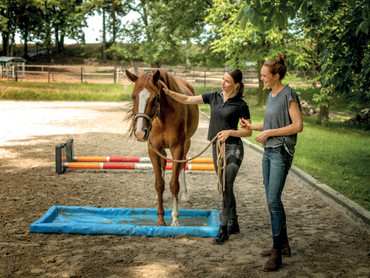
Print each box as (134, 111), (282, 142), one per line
(215, 138), (226, 195)
(148, 135), (226, 195)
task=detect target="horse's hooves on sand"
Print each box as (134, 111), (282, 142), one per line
(171, 221), (180, 227)
(155, 220), (166, 226)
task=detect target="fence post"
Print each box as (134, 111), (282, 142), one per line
(48, 67), (50, 83)
(204, 71), (206, 87)
(81, 67), (83, 83)
(14, 65), (18, 82)
(114, 66), (117, 84)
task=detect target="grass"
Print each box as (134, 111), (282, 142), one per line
(1, 80), (369, 210)
(294, 117), (369, 209)
(0, 81), (133, 101)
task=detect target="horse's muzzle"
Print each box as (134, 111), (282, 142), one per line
(133, 113), (153, 142)
(134, 126), (150, 142)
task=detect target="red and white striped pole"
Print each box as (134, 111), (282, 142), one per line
(63, 162), (215, 171)
(72, 156), (213, 164)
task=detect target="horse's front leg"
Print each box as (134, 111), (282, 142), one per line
(169, 146), (186, 226)
(148, 147), (166, 226)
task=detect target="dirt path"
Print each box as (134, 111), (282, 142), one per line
(0, 101), (368, 278)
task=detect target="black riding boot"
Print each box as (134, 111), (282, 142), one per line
(213, 225), (229, 244)
(228, 218), (240, 234)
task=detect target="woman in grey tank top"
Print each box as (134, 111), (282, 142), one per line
(241, 54), (303, 271)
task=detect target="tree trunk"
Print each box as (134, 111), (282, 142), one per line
(59, 35), (64, 53)
(112, 2), (116, 43)
(2, 34), (10, 56)
(9, 33), (15, 57)
(313, 39), (330, 125)
(9, 12), (19, 57)
(45, 23), (52, 63)
(23, 32), (29, 59)
(317, 105), (329, 125)
(102, 9), (107, 61)
(55, 27), (60, 53)
(2, 7), (11, 56)
(257, 59), (269, 105)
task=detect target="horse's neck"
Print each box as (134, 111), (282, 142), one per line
(163, 78), (183, 106)
(162, 92), (180, 109)
(157, 92), (183, 122)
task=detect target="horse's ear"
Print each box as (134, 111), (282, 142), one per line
(153, 70), (161, 84)
(126, 70), (138, 82)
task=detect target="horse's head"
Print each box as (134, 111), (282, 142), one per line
(125, 69), (162, 142)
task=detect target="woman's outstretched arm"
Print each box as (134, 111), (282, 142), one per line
(159, 80), (204, 105)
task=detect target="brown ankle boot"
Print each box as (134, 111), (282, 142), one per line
(260, 243), (291, 257)
(261, 249), (282, 272)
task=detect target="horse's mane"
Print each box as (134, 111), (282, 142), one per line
(157, 70), (183, 95)
(124, 70), (183, 137)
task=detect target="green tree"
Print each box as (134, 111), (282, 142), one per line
(0, 0), (25, 56)
(123, 0), (211, 67)
(89, 0), (130, 61)
(236, 0), (370, 123)
(1, 0), (89, 59)
(51, 0), (87, 53)
(17, 1), (43, 59)
(206, 0), (310, 104)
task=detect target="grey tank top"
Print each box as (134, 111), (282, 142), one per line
(262, 86), (301, 156)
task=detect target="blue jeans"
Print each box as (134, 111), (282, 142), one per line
(262, 146), (293, 248)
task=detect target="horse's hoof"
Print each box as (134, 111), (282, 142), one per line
(155, 220), (166, 226)
(171, 221), (180, 227)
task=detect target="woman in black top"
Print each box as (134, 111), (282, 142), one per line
(159, 68), (252, 244)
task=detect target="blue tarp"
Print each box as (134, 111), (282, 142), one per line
(30, 206), (220, 237)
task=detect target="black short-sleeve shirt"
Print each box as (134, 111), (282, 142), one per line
(202, 91), (251, 144)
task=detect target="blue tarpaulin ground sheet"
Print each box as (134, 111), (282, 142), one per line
(30, 206), (220, 237)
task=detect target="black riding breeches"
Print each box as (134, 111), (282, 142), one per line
(212, 141), (244, 226)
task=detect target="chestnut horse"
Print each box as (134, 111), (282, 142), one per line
(125, 69), (199, 226)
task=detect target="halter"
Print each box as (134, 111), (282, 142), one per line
(133, 87), (161, 135)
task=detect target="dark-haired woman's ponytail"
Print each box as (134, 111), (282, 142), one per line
(237, 82), (245, 98)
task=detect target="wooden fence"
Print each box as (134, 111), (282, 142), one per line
(0, 64), (260, 87)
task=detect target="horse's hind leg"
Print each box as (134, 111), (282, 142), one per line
(180, 168), (190, 204)
(160, 150), (167, 181)
(181, 139), (191, 204)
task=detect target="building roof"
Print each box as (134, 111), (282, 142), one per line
(0, 56), (26, 63)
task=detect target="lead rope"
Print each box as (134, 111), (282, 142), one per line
(148, 135), (226, 195)
(216, 138), (226, 195)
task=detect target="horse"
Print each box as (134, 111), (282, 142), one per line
(125, 69), (199, 226)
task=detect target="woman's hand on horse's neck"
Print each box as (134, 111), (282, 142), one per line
(159, 80), (203, 105)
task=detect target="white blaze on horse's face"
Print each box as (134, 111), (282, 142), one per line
(135, 89), (151, 142)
